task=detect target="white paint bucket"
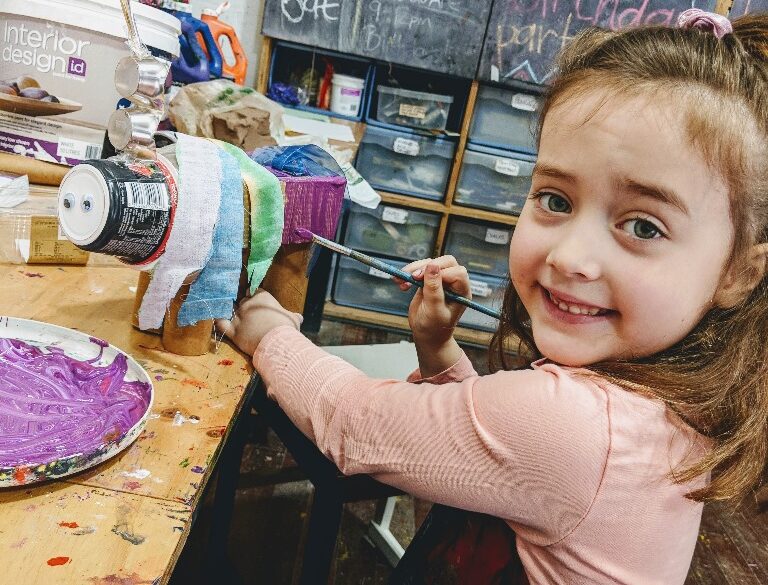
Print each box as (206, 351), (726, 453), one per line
(0, 0), (180, 165)
(330, 74), (365, 117)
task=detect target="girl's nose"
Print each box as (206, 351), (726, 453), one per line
(545, 231), (602, 281)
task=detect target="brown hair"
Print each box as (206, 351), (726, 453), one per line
(489, 16), (768, 503)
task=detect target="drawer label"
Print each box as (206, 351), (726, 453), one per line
(399, 104), (427, 119)
(393, 137), (420, 156)
(485, 228), (510, 245)
(382, 206), (409, 224)
(494, 158), (520, 176)
(470, 280), (493, 298)
(369, 266), (392, 279)
(511, 93), (539, 112)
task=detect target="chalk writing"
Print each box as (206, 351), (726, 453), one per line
(280, 0), (341, 24)
(262, 0), (494, 78)
(729, 0), (766, 18)
(480, 0), (717, 85)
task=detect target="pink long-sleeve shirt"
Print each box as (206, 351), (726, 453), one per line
(254, 326), (710, 584)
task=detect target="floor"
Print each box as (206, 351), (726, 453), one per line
(169, 319), (768, 585)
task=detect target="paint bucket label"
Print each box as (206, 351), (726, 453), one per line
(58, 156), (177, 265)
(0, 1), (180, 166)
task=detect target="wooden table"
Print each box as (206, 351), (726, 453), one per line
(0, 263), (254, 584)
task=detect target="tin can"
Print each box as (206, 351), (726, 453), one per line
(57, 154), (178, 268)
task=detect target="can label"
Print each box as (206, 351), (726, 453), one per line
(78, 158), (176, 264)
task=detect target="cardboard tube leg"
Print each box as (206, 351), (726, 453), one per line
(261, 243), (312, 313)
(133, 271), (212, 355)
(162, 280), (213, 356)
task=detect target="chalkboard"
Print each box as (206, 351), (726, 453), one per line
(262, 0), (494, 78)
(478, 0), (718, 87)
(730, 0), (767, 18)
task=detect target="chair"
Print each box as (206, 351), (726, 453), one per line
(244, 373), (403, 585)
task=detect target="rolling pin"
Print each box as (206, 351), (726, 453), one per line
(0, 152), (70, 186)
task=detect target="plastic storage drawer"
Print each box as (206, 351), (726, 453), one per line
(343, 203), (440, 260)
(459, 273), (506, 331)
(443, 219), (513, 277)
(355, 125), (456, 200)
(454, 145), (535, 215)
(332, 254), (416, 316)
(268, 41), (373, 122)
(375, 86), (454, 131)
(469, 85), (541, 154)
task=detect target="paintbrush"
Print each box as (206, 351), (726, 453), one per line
(295, 228), (501, 320)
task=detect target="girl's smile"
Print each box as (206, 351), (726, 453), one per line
(509, 90), (734, 366)
(540, 286), (614, 322)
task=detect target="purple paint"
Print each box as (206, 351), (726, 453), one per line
(293, 227), (313, 241)
(266, 167), (346, 245)
(0, 338), (151, 469)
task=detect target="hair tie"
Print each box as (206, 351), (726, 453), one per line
(677, 8), (733, 39)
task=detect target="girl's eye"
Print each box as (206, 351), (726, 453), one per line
(622, 218), (664, 240)
(536, 192), (572, 213)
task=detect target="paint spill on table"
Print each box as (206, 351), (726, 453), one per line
(0, 336), (152, 486)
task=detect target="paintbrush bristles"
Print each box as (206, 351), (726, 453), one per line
(296, 229), (353, 257)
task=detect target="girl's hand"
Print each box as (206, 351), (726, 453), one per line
(395, 255), (471, 347)
(215, 289), (303, 356)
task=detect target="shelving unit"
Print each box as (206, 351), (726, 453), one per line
(256, 38), (521, 344)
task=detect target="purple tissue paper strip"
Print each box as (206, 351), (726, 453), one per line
(0, 337), (151, 468)
(267, 167), (347, 245)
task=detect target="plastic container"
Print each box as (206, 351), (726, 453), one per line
(443, 219), (513, 277)
(0, 0), (180, 166)
(355, 125), (456, 201)
(458, 273), (507, 331)
(375, 86), (454, 131)
(332, 254), (416, 317)
(201, 8), (248, 85)
(173, 18), (210, 84)
(342, 203), (440, 261)
(455, 145), (535, 216)
(330, 74), (365, 117)
(174, 10), (222, 79)
(0, 186), (119, 266)
(469, 85), (541, 154)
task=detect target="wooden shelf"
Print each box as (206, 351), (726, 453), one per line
(377, 191), (518, 226)
(377, 191), (448, 214)
(449, 205), (518, 226)
(323, 302), (496, 347)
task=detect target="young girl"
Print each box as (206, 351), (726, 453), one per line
(218, 11), (768, 584)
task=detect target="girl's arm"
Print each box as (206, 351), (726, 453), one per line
(255, 325), (610, 545)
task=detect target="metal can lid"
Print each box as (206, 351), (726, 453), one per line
(58, 164), (112, 247)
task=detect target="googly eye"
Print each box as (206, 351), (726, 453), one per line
(81, 195), (94, 212)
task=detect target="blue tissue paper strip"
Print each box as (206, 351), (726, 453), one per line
(177, 146), (245, 326)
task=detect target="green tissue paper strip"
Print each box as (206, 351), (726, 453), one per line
(216, 141), (284, 294)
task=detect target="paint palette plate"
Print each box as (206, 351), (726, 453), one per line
(0, 317), (153, 488)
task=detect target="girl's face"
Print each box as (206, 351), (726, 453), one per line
(509, 91), (734, 366)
